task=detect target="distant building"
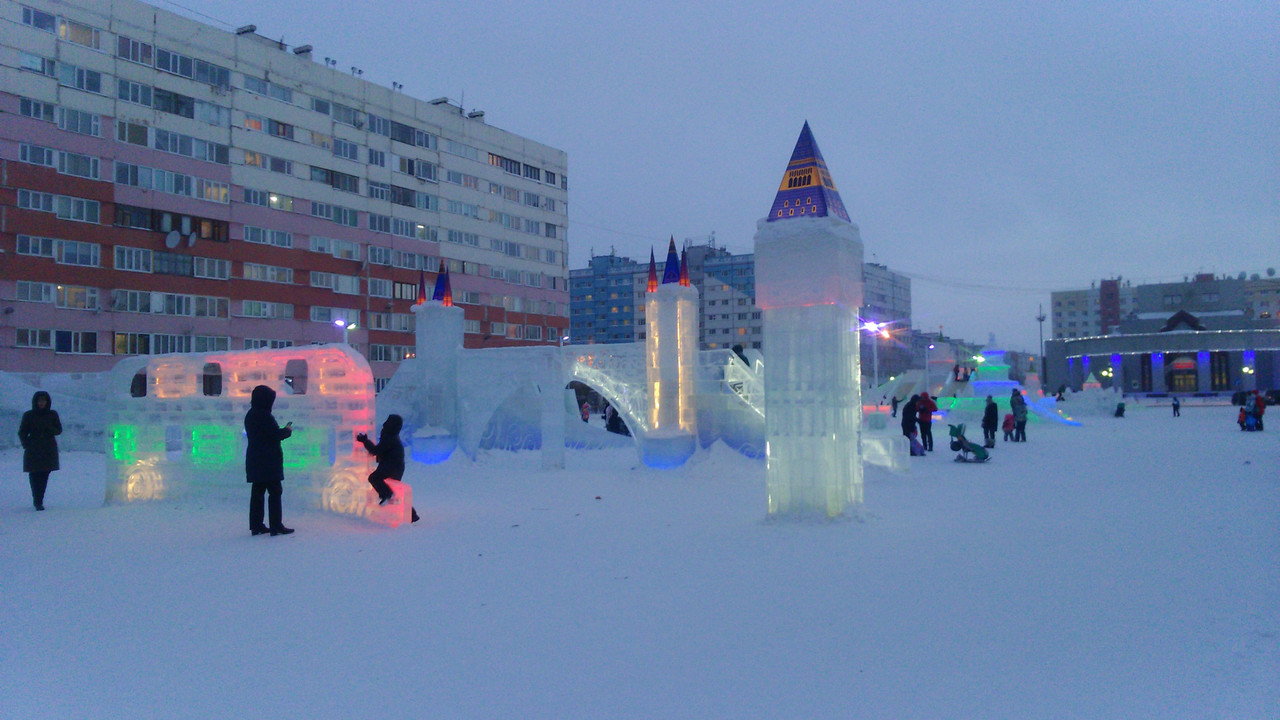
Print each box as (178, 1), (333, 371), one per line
(568, 239), (914, 374)
(1044, 272), (1280, 393)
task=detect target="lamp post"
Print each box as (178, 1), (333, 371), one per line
(1036, 303), (1046, 388)
(334, 318), (356, 344)
(863, 321), (891, 404)
(925, 343), (935, 394)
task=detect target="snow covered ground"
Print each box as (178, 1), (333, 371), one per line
(1, 405), (1276, 719)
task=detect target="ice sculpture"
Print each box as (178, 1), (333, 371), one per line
(409, 268), (462, 463)
(756, 122), (864, 517)
(104, 345), (413, 527)
(642, 240), (699, 467)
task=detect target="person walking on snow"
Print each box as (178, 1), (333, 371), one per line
(1011, 389), (1028, 442)
(916, 392), (938, 452)
(1172, 397), (1181, 417)
(18, 390), (61, 511)
(891, 395), (900, 417)
(244, 385), (294, 536)
(981, 395), (999, 448)
(357, 413), (419, 523)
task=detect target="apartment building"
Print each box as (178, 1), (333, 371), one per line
(0, 0), (569, 388)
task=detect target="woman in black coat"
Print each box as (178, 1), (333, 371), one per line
(981, 395), (999, 447)
(18, 390), (61, 511)
(244, 385), (293, 536)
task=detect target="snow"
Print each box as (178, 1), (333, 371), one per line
(1, 404), (1277, 718)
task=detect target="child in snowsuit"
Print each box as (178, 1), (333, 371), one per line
(1002, 413), (1015, 442)
(357, 414), (419, 523)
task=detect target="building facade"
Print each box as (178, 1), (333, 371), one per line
(0, 0), (569, 388)
(1045, 273), (1280, 394)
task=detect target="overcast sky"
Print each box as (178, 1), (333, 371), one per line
(172, 0), (1278, 352)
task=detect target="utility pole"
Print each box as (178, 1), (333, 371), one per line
(1036, 303), (1047, 389)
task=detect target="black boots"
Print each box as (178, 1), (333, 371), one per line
(269, 526), (294, 536)
(251, 527), (270, 536)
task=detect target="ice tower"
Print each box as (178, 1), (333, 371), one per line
(642, 239), (699, 467)
(411, 268), (463, 460)
(755, 122), (864, 517)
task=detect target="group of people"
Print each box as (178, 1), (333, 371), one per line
(1238, 390), (1267, 431)
(899, 392), (939, 453)
(892, 388), (1030, 458)
(19, 385), (419, 535)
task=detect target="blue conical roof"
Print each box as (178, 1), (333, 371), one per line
(766, 121), (850, 223)
(661, 237), (680, 284)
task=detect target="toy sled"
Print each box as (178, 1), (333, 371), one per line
(948, 423), (990, 463)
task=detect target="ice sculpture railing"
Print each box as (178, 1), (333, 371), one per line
(718, 352), (765, 417)
(569, 344), (649, 434)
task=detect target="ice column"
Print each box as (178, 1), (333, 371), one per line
(755, 122), (864, 517)
(412, 269), (462, 455)
(642, 241), (699, 467)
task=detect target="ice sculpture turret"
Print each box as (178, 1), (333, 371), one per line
(642, 238), (699, 467)
(756, 122), (864, 517)
(411, 267), (463, 461)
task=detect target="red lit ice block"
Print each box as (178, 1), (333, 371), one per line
(365, 479), (413, 527)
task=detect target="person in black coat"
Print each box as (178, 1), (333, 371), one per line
(244, 385), (293, 536)
(357, 414), (418, 523)
(900, 394), (919, 440)
(981, 395), (999, 448)
(18, 390), (61, 511)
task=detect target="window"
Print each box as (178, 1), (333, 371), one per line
(193, 257), (230, 280)
(268, 119), (294, 140)
(444, 139), (481, 161)
(56, 240), (100, 266)
(311, 98), (331, 115)
(333, 138), (359, 161)
(156, 48), (194, 79)
(545, 171), (557, 186)
(244, 263), (294, 284)
(154, 88), (195, 119)
(117, 35), (153, 65)
(240, 301), (293, 319)
(16, 281), (55, 303)
(17, 329), (53, 349)
(367, 114), (390, 136)
(243, 226), (293, 248)
(115, 246), (153, 272)
(368, 246), (392, 265)
(58, 19), (101, 48)
(523, 164), (542, 182)
(19, 97), (55, 122)
(56, 285), (99, 310)
(489, 153), (521, 175)
(244, 189), (268, 207)
(268, 193), (294, 212)
(19, 143), (55, 168)
(368, 148), (386, 167)
(57, 63), (103, 94)
(22, 6), (56, 32)
(245, 339), (294, 350)
(393, 282), (417, 300)
(118, 79), (153, 106)
(332, 102), (361, 127)
(58, 108), (100, 136)
(55, 330), (97, 354)
(243, 76), (292, 103)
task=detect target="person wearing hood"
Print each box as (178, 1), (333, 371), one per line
(916, 392), (938, 452)
(244, 385), (293, 536)
(357, 413), (419, 523)
(900, 394), (919, 440)
(1010, 389), (1028, 442)
(18, 390), (62, 511)
(981, 395), (999, 448)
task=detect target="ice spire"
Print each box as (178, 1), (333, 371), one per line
(432, 266), (452, 307)
(646, 248), (658, 293)
(766, 121), (850, 223)
(679, 248), (691, 287)
(415, 268), (428, 305)
(661, 237), (680, 285)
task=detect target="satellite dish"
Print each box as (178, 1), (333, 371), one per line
(187, 232), (198, 247)
(164, 230), (181, 248)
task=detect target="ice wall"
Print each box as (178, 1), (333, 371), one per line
(755, 215), (865, 517)
(643, 281), (699, 467)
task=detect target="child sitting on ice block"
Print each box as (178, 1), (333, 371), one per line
(357, 414), (419, 523)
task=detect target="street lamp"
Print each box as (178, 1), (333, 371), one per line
(863, 321), (890, 403)
(925, 343), (935, 394)
(334, 318), (356, 344)
(1036, 303), (1047, 388)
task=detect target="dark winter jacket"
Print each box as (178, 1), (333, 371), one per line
(244, 385), (291, 484)
(359, 414), (405, 481)
(901, 396), (919, 432)
(19, 391), (62, 473)
(916, 393), (938, 424)
(982, 400), (999, 431)
(1011, 391), (1029, 422)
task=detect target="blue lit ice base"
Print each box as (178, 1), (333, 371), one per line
(409, 428), (457, 464)
(640, 429), (697, 469)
